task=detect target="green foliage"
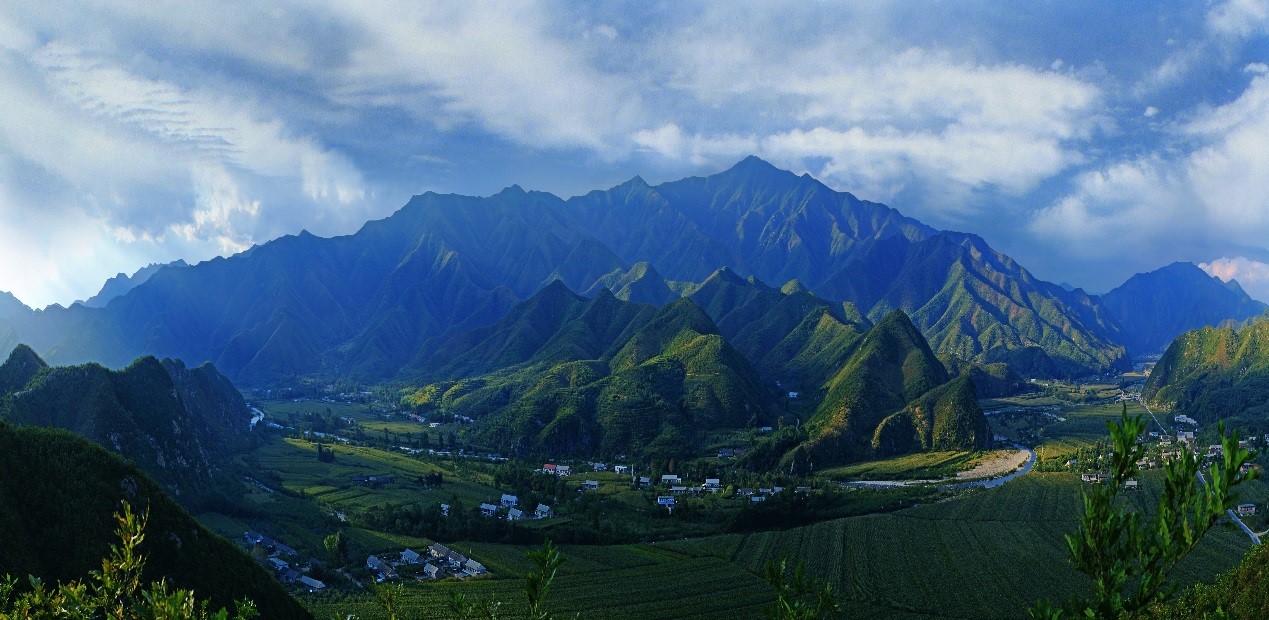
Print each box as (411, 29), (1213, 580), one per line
(1029, 406), (1257, 619)
(762, 557), (840, 620)
(1154, 540), (1269, 619)
(794, 310), (987, 467)
(0, 501), (258, 620)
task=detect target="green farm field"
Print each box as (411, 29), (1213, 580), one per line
(303, 470), (1257, 619)
(251, 437), (503, 512)
(817, 451), (976, 481)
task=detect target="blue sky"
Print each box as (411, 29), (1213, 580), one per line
(1, 1), (1268, 307)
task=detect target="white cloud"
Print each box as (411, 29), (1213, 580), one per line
(631, 124), (756, 167)
(1145, 106), (1159, 117)
(1037, 73), (1269, 263)
(319, 1), (644, 154)
(1201, 256), (1269, 302)
(1246, 62), (1269, 74)
(1207, 0), (1269, 40)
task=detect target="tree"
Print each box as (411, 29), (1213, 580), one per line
(323, 531), (348, 565)
(763, 557), (840, 620)
(1030, 406), (1257, 619)
(0, 501), (257, 619)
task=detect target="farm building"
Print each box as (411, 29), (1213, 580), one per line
(299, 576), (326, 592)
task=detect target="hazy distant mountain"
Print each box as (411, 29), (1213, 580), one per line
(78, 260), (188, 308)
(0, 346), (253, 507)
(1101, 262), (1268, 355)
(0, 156), (1138, 384)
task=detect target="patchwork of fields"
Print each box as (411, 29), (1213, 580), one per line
(306, 471), (1257, 619)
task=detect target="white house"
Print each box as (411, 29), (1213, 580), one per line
(614, 465), (630, 474)
(535, 503), (553, 519)
(480, 503), (499, 517)
(401, 548), (422, 564)
(582, 480), (599, 491)
(661, 474), (681, 485)
(704, 478), (721, 491)
(507, 507), (524, 520)
(465, 559), (486, 575)
(423, 563), (440, 579)
(500, 493), (518, 507)
(592, 462), (608, 471)
(1238, 503), (1257, 516)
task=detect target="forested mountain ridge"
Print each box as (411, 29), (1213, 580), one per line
(403, 284), (771, 460)
(0, 421), (311, 618)
(0, 346), (253, 508)
(1142, 321), (1269, 423)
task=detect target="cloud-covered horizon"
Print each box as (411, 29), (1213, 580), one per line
(1, 1), (1268, 307)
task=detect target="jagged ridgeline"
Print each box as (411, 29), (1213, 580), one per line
(404, 283), (770, 460)
(0, 157), (1129, 386)
(0, 345), (254, 509)
(1143, 321), (1269, 423)
(401, 276), (988, 466)
(0, 422), (311, 619)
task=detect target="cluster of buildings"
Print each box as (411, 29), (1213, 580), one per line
(538, 463), (573, 476)
(243, 531), (326, 593)
(478, 493), (553, 520)
(367, 544), (488, 582)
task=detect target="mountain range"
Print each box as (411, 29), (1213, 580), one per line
(1100, 261), (1268, 356)
(0, 157), (1261, 391)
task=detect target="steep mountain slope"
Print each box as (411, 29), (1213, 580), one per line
(0, 422), (311, 618)
(407, 287), (770, 460)
(1102, 262), (1268, 355)
(738, 309), (991, 470)
(583, 261), (676, 306)
(681, 268), (871, 387)
(872, 374), (988, 456)
(0, 347), (253, 507)
(0, 343), (46, 394)
(1142, 321), (1269, 422)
